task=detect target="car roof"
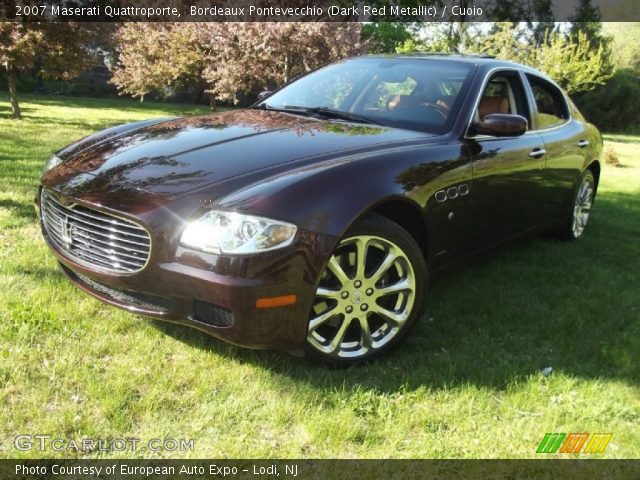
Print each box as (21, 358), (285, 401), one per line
(353, 53), (543, 76)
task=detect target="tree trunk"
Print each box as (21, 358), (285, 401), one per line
(283, 53), (290, 83)
(6, 65), (22, 120)
(208, 92), (217, 112)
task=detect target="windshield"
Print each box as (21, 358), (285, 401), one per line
(260, 58), (476, 134)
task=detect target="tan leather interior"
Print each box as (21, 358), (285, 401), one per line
(478, 96), (509, 119)
(386, 95), (420, 110)
(387, 94), (454, 112)
(436, 96), (455, 112)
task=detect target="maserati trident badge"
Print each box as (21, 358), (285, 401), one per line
(60, 216), (73, 249)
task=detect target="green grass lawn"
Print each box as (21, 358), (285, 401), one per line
(1, 96), (639, 459)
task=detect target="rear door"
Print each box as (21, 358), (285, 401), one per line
(466, 70), (549, 246)
(523, 74), (590, 220)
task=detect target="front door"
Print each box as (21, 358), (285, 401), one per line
(466, 70), (549, 246)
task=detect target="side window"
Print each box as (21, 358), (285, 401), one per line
(475, 71), (530, 124)
(526, 75), (569, 129)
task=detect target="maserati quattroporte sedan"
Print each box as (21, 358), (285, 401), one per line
(38, 55), (602, 364)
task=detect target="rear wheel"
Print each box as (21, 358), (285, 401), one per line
(305, 214), (426, 365)
(558, 170), (596, 240)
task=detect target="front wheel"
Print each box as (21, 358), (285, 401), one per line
(305, 214), (426, 365)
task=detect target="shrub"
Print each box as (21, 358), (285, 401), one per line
(574, 69), (640, 133)
(604, 146), (620, 166)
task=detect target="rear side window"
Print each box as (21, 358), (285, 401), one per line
(526, 75), (569, 129)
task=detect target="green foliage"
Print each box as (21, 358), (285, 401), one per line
(603, 23), (640, 73)
(361, 23), (413, 53)
(395, 37), (430, 54)
(574, 69), (640, 132)
(475, 22), (531, 62)
(392, 23), (480, 54)
(570, 0), (603, 45)
(475, 24), (613, 94)
(533, 30), (613, 94)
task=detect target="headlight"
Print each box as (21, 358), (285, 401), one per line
(42, 154), (61, 175)
(180, 211), (297, 255)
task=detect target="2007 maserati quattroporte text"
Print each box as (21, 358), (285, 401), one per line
(38, 55), (602, 364)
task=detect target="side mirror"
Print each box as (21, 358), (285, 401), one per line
(257, 90), (273, 101)
(472, 114), (528, 137)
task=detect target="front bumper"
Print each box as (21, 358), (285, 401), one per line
(36, 190), (336, 351)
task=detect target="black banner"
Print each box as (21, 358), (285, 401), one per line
(2, 459), (640, 480)
(1, 0), (640, 22)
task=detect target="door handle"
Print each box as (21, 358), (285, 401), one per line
(529, 148), (546, 159)
(577, 139), (589, 148)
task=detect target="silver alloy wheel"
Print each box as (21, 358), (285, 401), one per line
(307, 235), (416, 359)
(572, 175), (595, 238)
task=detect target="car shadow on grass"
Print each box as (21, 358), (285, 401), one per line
(150, 191), (640, 393)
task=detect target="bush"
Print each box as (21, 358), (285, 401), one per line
(574, 69), (640, 133)
(604, 146), (620, 166)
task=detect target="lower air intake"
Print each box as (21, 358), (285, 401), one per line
(193, 300), (235, 327)
(72, 270), (173, 313)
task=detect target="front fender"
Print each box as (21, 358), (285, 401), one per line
(214, 141), (466, 257)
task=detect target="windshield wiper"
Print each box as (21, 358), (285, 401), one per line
(251, 104), (319, 117)
(253, 104), (380, 126)
(283, 106), (381, 125)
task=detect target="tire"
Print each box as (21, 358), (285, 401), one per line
(304, 213), (427, 365)
(557, 169), (596, 241)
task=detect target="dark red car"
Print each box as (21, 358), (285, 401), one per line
(38, 55), (602, 364)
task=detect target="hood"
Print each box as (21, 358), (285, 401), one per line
(43, 109), (429, 199)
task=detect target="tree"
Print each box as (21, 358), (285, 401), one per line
(110, 23), (362, 107)
(528, 0), (556, 47)
(475, 22), (531, 63)
(110, 23), (218, 105)
(203, 23), (362, 104)
(0, 23), (100, 119)
(533, 30), (613, 94)
(488, 0), (528, 21)
(602, 23), (640, 73)
(475, 23), (613, 94)
(574, 69), (640, 132)
(570, 0), (603, 45)
(361, 23), (414, 53)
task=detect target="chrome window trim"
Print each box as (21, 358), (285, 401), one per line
(463, 66), (572, 141)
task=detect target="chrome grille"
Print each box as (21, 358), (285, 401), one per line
(40, 190), (151, 273)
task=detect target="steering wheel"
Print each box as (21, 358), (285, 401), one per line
(420, 102), (449, 121)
